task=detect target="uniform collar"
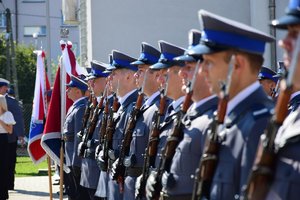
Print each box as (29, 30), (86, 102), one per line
(226, 81), (260, 115)
(144, 91), (160, 107)
(189, 94), (217, 111)
(171, 95), (185, 111)
(290, 90), (300, 101)
(73, 96), (86, 106)
(119, 89), (137, 106)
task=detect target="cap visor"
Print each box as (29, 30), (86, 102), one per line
(271, 15), (300, 29)
(131, 60), (145, 66)
(173, 55), (196, 62)
(188, 44), (225, 56)
(150, 62), (170, 70)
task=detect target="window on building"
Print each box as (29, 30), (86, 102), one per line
(24, 26), (46, 37)
(60, 10), (79, 27)
(0, 13), (6, 28)
(22, 0), (45, 3)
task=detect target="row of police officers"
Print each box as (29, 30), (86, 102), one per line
(61, 0), (300, 199)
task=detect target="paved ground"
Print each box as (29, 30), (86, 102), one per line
(9, 176), (67, 200)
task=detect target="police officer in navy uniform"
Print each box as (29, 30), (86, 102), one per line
(80, 60), (110, 200)
(257, 66), (279, 97)
(0, 78), (25, 191)
(63, 75), (89, 200)
(266, 0), (300, 199)
(145, 40), (186, 199)
(94, 54), (114, 200)
(106, 50), (138, 200)
(118, 42), (161, 200)
(188, 10), (274, 199)
(157, 29), (218, 200)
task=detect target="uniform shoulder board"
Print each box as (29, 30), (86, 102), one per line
(252, 104), (272, 119)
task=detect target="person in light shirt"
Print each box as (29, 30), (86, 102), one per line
(0, 94), (16, 200)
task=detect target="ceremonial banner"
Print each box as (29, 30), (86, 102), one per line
(41, 41), (86, 172)
(27, 50), (50, 164)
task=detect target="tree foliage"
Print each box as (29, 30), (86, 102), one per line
(0, 34), (37, 104)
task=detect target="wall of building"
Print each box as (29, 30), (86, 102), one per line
(88, 0), (289, 68)
(0, 0), (80, 82)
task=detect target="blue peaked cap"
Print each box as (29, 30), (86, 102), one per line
(105, 54), (116, 72)
(174, 29), (203, 62)
(258, 66), (279, 83)
(131, 42), (160, 66)
(194, 10), (274, 55)
(111, 50), (138, 71)
(90, 60), (109, 79)
(150, 40), (185, 70)
(272, 0), (300, 29)
(66, 75), (88, 91)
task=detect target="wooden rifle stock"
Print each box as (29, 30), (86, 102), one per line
(192, 55), (235, 200)
(136, 90), (167, 199)
(243, 82), (292, 200)
(243, 33), (300, 200)
(191, 97), (227, 200)
(79, 94), (105, 157)
(152, 88), (193, 198)
(78, 94), (93, 139)
(103, 94), (120, 171)
(114, 89), (144, 192)
(98, 98), (110, 153)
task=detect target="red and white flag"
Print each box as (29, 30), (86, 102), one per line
(27, 50), (50, 164)
(41, 41), (86, 171)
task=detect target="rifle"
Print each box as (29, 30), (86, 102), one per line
(77, 91), (94, 141)
(151, 61), (200, 199)
(96, 95), (110, 155)
(112, 73), (147, 192)
(242, 35), (300, 200)
(271, 61), (286, 99)
(78, 86), (107, 157)
(103, 93), (120, 171)
(191, 55), (235, 200)
(136, 74), (169, 199)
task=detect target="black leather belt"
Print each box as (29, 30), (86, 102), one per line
(126, 167), (143, 177)
(62, 134), (74, 142)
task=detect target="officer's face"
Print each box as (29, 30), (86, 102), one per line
(66, 87), (77, 101)
(134, 65), (148, 88)
(157, 69), (168, 88)
(202, 52), (229, 95)
(91, 77), (106, 96)
(259, 79), (276, 97)
(280, 25), (300, 89)
(178, 61), (196, 93)
(167, 66), (184, 99)
(111, 69), (133, 94)
(279, 25), (300, 69)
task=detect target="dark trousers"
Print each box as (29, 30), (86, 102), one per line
(0, 134), (9, 200)
(7, 141), (17, 190)
(85, 187), (101, 200)
(65, 166), (89, 200)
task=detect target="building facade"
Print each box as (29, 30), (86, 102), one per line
(87, 0), (288, 69)
(0, 0), (79, 82)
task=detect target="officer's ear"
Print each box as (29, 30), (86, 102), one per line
(234, 54), (245, 70)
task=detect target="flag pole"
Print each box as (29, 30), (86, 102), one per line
(59, 28), (69, 200)
(59, 56), (66, 200)
(42, 50), (53, 200)
(47, 156), (53, 200)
